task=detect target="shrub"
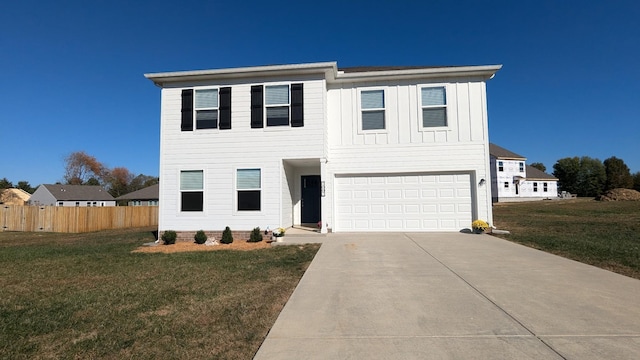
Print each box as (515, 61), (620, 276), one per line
(194, 230), (207, 244)
(248, 227), (263, 243)
(221, 226), (233, 244)
(161, 230), (177, 245)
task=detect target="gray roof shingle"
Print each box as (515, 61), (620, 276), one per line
(116, 184), (159, 201)
(42, 184), (115, 201)
(489, 143), (526, 160)
(525, 165), (558, 181)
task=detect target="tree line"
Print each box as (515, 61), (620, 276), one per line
(1, 151), (158, 198)
(550, 156), (640, 197)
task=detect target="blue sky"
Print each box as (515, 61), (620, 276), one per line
(2, 0), (639, 186)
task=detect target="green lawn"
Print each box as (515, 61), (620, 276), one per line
(0, 228), (320, 359)
(492, 199), (640, 279)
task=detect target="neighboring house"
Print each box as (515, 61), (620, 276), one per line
(145, 61), (501, 237)
(489, 143), (559, 202)
(115, 184), (159, 206)
(29, 184), (116, 207)
(0, 188), (31, 205)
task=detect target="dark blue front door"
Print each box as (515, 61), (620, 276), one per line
(301, 175), (321, 224)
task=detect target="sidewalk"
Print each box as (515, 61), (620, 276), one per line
(255, 232), (640, 359)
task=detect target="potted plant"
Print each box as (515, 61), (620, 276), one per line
(471, 220), (489, 234)
(272, 227), (286, 242)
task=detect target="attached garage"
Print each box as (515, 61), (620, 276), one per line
(334, 173), (473, 231)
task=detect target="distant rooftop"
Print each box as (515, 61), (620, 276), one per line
(489, 143), (526, 160)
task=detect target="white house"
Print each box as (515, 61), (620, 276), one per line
(489, 143), (559, 202)
(29, 184), (116, 207)
(145, 62), (501, 239)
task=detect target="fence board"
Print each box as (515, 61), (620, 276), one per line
(0, 206), (158, 233)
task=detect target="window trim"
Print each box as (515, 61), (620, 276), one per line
(264, 84), (291, 127)
(194, 87), (220, 130)
(543, 182), (548, 192)
(180, 170), (204, 212)
(519, 162), (524, 172)
(419, 84), (448, 130)
(358, 87), (387, 133)
(235, 168), (262, 212)
(498, 161), (504, 172)
(533, 182), (538, 192)
(504, 182), (509, 189)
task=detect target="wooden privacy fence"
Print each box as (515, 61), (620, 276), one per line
(0, 206), (158, 233)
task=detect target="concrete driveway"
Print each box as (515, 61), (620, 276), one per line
(254, 233), (640, 359)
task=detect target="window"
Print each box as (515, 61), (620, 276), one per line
(181, 87), (231, 131)
(519, 162), (524, 172)
(180, 170), (203, 212)
(533, 182), (538, 192)
(57, 201), (63, 206)
(92, 201), (97, 206)
(251, 84), (304, 128)
(504, 182), (509, 189)
(195, 89), (218, 129)
(361, 90), (385, 130)
(75, 202), (80, 207)
(86, 202), (91, 207)
(237, 169), (261, 211)
(421, 86), (447, 127)
(543, 182), (548, 192)
(498, 161), (504, 171)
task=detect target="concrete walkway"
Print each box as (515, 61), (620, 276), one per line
(255, 233), (640, 359)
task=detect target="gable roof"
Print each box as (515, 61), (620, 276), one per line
(41, 184), (115, 201)
(115, 184), (159, 201)
(0, 188), (31, 203)
(525, 165), (558, 181)
(489, 143), (526, 160)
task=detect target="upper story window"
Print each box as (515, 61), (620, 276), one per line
(181, 87), (231, 131)
(251, 84), (304, 128)
(420, 86), (447, 128)
(361, 90), (385, 131)
(519, 162), (524, 172)
(498, 161), (504, 171)
(195, 89), (218, 129)
(533, 182), (538, 192)
(543, 182), (548, 192)
(180, 170), (204, 212)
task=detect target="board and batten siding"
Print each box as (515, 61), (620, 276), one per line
(324, 78), (493, 229)
(158, 76), (326, 232)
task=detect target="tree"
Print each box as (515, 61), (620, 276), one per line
(128, 174), (159, 193)
(553, 157), (581, 194)
(63, 151), (105, 185)
(0, 178), (13, 190)
(16, 181), (35, 194)
(553, 156), (606, 197)
(633, 172), (640, 192)
(603, 156), (633, 191)
(529, 162), (546, 172)
(104, 167), (133, 197)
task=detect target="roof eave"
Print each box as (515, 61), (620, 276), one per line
(333, 65), (502, 83)
(145, 62), (339, 86)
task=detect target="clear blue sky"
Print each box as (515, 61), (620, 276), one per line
(2, 0), (639, 186)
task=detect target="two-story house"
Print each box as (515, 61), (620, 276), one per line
(145, 62), (501, 240)
(489, 143), (559, 202)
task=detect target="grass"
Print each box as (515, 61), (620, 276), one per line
(492, 199), (640, 279)
(0, 228), (320, 359)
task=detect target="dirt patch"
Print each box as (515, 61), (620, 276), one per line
(597, 188), (640, 201)
(132, 240), (272, 253)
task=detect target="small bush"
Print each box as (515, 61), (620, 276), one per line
(221, 226), (233, 244)
(248, 227), (263, 243)
(194, 230), (207, 244)
(161, 230), (177, 245)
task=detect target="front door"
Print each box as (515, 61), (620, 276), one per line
(301, 175), (321, 224)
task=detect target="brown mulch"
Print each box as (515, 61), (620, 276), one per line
(132, 240), (273, 253)
(597, 188), (640, 201)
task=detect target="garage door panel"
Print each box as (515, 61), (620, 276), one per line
(335, 173), (472, 231)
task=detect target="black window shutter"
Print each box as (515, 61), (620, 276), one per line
(219, 87), (232, 130)
(250, 85), (264, 128)
(291, 83), (304, 127)
(181, 89), (194, 131)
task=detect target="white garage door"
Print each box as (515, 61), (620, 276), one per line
(335, 173), (472, 231)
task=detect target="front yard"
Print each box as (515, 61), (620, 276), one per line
(0, 228), (319, 359)
(492, 199), (640, 279)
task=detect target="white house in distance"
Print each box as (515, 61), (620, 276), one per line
(29, 184), (116, 207)
(489, 143), (559, 202)
(145, 62), (501, 239)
